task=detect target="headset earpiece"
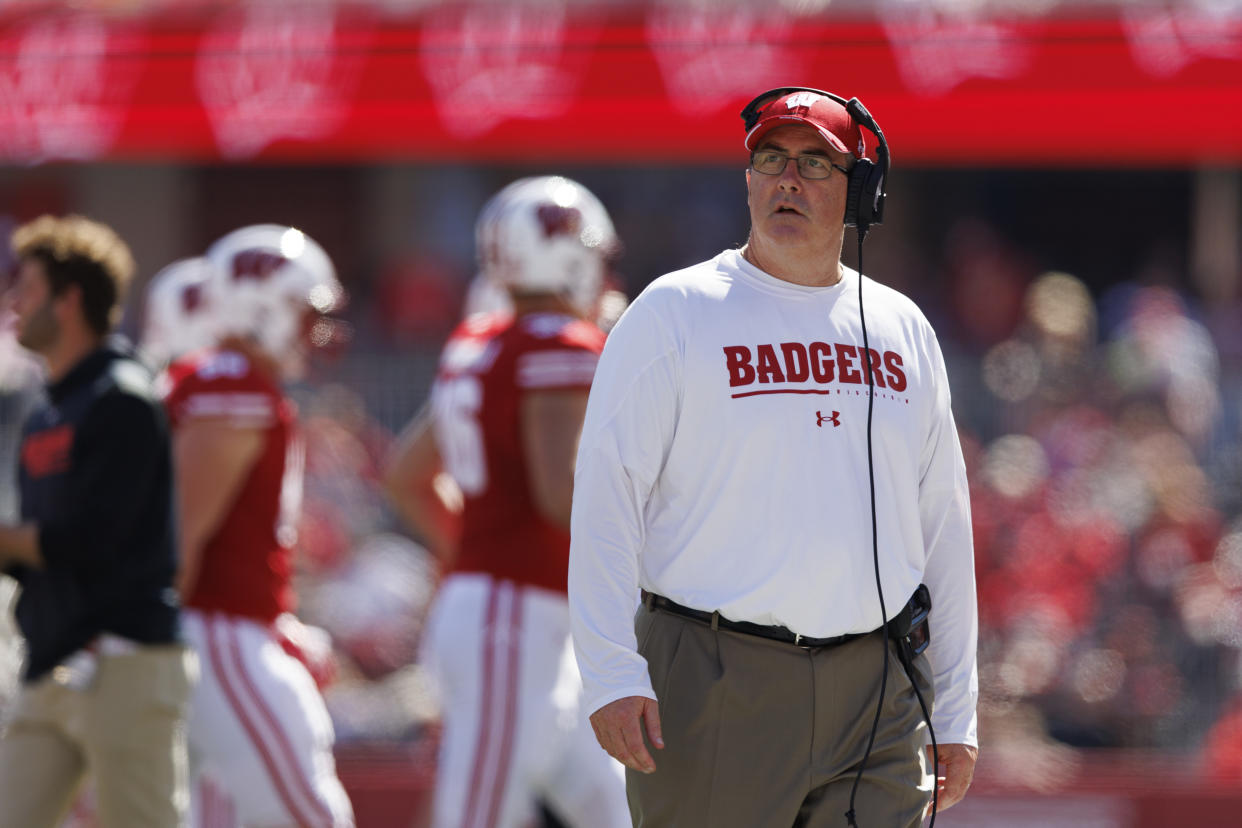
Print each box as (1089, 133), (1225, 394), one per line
(842, 97), (889, 233)
(845, 158), (886, 231)
(844, 160), (870, 229)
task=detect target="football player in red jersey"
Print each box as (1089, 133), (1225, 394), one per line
(149, 227), (355, 828)
(384, 176), (630, 828)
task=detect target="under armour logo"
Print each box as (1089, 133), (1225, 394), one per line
(816, 410), (841, 428)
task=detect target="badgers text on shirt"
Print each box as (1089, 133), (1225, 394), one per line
(722, 342), (907, 392)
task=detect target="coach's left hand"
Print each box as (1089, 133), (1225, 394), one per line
(590, 695), (663, 774)
(925, 742), (977, 815)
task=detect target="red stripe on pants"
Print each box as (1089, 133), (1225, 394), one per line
(463, 583), (503, 828)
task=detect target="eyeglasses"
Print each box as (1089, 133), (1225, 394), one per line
(750, 150), (850, 180)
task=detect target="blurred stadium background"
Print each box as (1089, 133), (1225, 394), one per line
(1, 0), (1241, 825)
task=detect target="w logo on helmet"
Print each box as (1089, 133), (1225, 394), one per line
(180, 283), (204, 313)
(536, 204), (582, 239)
(231, 250), (289, 281)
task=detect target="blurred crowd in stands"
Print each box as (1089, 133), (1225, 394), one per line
(2, 164), (1241, 793)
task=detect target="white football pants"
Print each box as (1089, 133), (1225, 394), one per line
(182, 610), (355, 828)
(422, 574), (629, 828)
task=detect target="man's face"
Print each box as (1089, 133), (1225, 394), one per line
(746, 124), (853, 254)
(10, 258), (60, 354)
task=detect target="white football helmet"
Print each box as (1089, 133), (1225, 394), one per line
(141, 257), (221, 366)
(205, 224), (345, 377)
(475, 176), (618, 316)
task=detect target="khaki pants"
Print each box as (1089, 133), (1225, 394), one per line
(0, 644), (196, 828)
(629, 605), (933, 828)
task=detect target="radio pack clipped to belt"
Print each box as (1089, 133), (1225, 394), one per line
(886, 583), (931, 667)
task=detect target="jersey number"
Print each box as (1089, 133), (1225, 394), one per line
(433, 376), (486, 496)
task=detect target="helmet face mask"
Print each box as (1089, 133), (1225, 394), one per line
(475, 176), (617, 317)
(141, 257), (221, 367)
(205, 224), (345, 378)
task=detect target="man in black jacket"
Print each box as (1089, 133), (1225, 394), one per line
(0, 215), (195, 827)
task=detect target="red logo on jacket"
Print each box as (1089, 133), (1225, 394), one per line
(817, 410), (841, 427)
(22, 425), (74, 478)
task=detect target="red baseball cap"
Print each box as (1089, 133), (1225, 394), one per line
(743, 90), (866, 158)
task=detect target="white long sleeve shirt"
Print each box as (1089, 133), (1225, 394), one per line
(568, 249), (979, 747)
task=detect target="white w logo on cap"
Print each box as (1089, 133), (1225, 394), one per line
(784, 91), (821, 110)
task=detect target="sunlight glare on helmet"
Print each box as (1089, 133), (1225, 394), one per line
(308, 317), (334, 347)
(580, 226), (605, 249)
(547, 177), (578, 208)
(280, 227), (306, 259)
(308, 284), (336, 313)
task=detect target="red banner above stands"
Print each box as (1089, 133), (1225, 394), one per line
(0, 4), (1239, 166)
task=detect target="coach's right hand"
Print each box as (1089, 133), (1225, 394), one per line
(590, 696), (664, 773)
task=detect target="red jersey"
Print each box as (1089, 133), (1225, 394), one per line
(163, 348), (300, 622)
(432, 311), (605, 594)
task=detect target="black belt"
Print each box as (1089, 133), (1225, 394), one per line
(641, 591), (870, 649)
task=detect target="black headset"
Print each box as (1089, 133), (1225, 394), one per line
(739, 86), (890, 234)
(742, 87), (940, 828)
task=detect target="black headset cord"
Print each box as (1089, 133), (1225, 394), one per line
(844, 228), (940, 828)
